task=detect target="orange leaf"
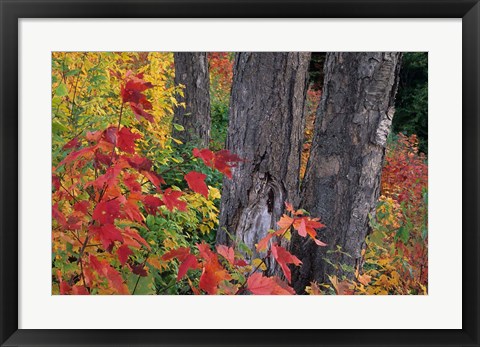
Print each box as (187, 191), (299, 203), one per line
(277, 214), (294, 231)
(256, 233), (274, 252)
(329, 275), (355, 295)
(293, 217), (327, 246)
(246, 273), (294, 295)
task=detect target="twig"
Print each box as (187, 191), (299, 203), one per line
(132, 252), (150, 295)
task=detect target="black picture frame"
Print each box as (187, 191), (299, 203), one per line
(1, 0), (478, 346)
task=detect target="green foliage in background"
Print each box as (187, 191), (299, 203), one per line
(393, 52), (428, 153)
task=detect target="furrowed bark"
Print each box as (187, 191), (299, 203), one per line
(217, 52), (311, 264)
(292, 52), (402, 293)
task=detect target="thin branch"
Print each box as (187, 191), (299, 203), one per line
(132, 252), (150, 295)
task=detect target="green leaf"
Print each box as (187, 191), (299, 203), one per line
(173, 123), (185, 131)
(55, 83), (68, 97)
(65, 69), (81, 77)
(369, 229), (385, 246)
(422, 227), (428, 240)
(238, 242), (253, 257)
(127, 273), (156, 295)
(52, 121), (69, 133)
(396, 226), (409, 244)
(146, 215), (155, 229)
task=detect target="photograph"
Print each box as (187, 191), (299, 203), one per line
(51, 51), (428, 295)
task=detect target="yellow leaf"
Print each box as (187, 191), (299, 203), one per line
(208, 186), (221, 200)
(252, 258), (267, 271)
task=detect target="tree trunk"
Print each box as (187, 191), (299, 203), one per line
(216, 52), (311, 262)
(292, 52), (402, 293)
(172, 52), (211, 147)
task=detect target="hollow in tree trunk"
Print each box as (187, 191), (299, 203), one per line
(217, 52), (311, 264)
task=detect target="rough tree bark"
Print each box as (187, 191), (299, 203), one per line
(172, 52), (211, 147)
(216, 52), (311, 261)
(292, 52), (402, 293)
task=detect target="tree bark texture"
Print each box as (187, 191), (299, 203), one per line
(172, 52), (211, 147)
(292, 52), (402, 293)
(216, 52), (311, 262)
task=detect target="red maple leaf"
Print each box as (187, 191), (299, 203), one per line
(193, 148), (215, 167)
(123, 227), (150, 250)
(143, 195), (163, 215)
(121, 193), (143, 223)
(117, 244), (133, 266)
(89, 255), (129, 294)
(92, 199), (121, 224)
(66, 215), (83, 231)
(127, 155), (152, 171)
(184, 171), (208, 198)
(177, 254), (199, 281)
(284, 202), (304, 216)
(129, 263), (148, 277)
(130, 104), (154, 123)
(120, 72), (153, 103)
(118, 71), (155, 123)
(88, 165), (121, 190)
(271, 243), (302, 283)
(162, 188), (187, 212)
(72, 286), (89, 295)
(162, 247), (191, 262)
(73, 200), (90, 215)
(52, 203), (67, 228)
(192, 148), (243, 179)
(142, 170), (165, 190)
(52, 175), (61, 191)
(94, 149), (112, 168)
(56, 270), (72, 295)
(213, 149), (243, 178)
(117, 127), (141, 154)
(90, 224), (123, 249)
(103, 126), (118, 144)
(234, 259), (248, 267)
(197, 243), (217, 263)
(56, 146), (95, 169)
(216, 245), (235, 265)
(246, 273), (295, 295)
(123, 172), (141, 193)
(62, 137), (80, 150)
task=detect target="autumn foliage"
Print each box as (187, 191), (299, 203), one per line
(52, 52), (427, 296)
(361, 133), (428, 294)
(161, 203), (326, 295)
(52, 52), (326, 295)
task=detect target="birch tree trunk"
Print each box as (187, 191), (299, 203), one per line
(292, 52), (402, 293)
(172, 52), (211, 147)
(216, 52), (311, 262)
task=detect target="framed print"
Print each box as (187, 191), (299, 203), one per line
(1, 0), (479, 346)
